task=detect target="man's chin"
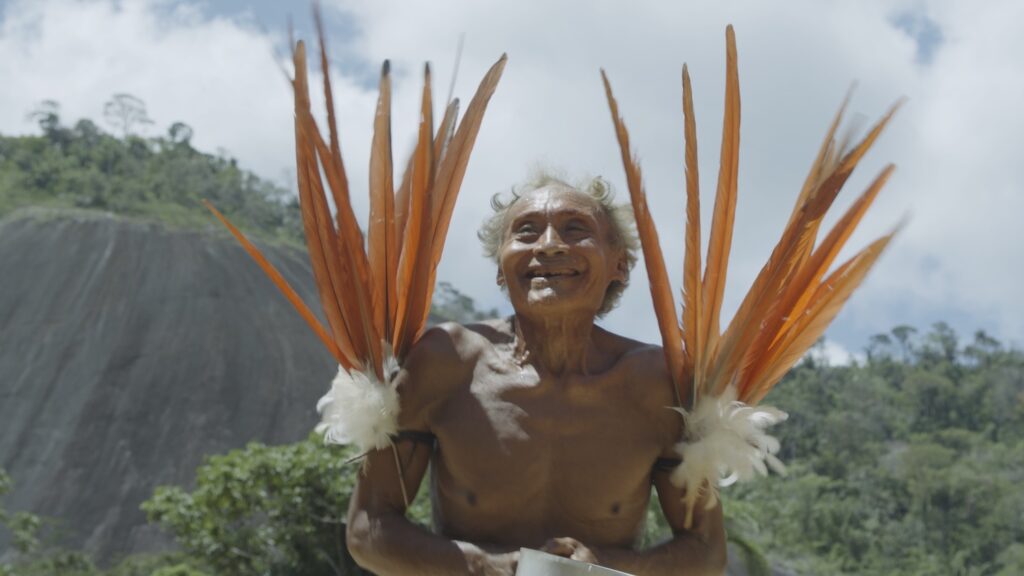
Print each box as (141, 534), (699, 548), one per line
(519, 289), (599, 316)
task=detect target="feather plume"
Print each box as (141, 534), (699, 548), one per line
(368, 62), (395, 343)
(205, 22), (505, 453)
(601, 24), (900, 510)
(393, 64), (436, 360)
(428, 56), (507, 271)
(701, 25), (741, 365)
(681, 64), (703, 404)
(316, 349), (401, 451)
(750, 230), (898, 403)
(421, 55), (507, 332)
(671, 386), (787, 527)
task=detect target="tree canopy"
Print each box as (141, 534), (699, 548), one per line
(2, 99), (303, 246)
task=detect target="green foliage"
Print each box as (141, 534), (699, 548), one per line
(730, 324), (1024, 575)
(1, 100), (303, 246)
(430, 281), (500, 323)
(142, 434), (367, 576)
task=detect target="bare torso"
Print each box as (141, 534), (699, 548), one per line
(347, 186), (726, 575)
(402, 318), (681, 549)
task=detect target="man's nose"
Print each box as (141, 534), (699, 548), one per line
(535, 225), (568, 256)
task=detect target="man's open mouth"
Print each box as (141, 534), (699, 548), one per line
(526, 269), (581, 279)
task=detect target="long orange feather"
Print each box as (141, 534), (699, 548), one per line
(701, 25), (741, 370)
(422, 56), (507, 331)
(681, 64), (703, 404)
(428, 56), (507, 270)
(211, 30), (504, 387)
(313, 8), (351, 234)
(302, 127), (379, 372)
(292, 42), (363, 372)
(394, 98), (459, 275)
(711, 101), (899, 395)
(393, 65), (435, 360)
(602, 70), (686, 404)
(729, 107), (900, 391)
(202, 200), (344, 365)
(738, 165), (895, 398)
(368, 62), (395, 343)
(749, 231), (897, 404)
(775, 165), (894, 340)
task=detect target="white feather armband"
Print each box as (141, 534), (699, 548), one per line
(670, 386), (787, 522)
(314, 352), (400, 453)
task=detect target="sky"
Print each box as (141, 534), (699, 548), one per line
(1, 0), (1022, 364)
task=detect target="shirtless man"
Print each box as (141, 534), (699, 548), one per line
(346, 175), (727, 575)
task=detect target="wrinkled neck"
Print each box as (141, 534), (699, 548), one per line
(513, 313), (596, 376)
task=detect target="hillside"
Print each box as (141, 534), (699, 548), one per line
(0, 208), (335, 561)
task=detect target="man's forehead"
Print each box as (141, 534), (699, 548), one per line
(507, 186), (603, 219)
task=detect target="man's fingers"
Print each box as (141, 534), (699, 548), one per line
(540, 537), (578, 558)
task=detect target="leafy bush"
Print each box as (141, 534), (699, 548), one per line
(142, 435), (372, 576)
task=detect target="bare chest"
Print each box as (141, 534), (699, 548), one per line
(428, 362), (668, 546)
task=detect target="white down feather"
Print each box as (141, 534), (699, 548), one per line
(670, 386), (787, 521)
(314, 351), (400, 453)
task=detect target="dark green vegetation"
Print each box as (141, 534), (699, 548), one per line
(2, 105), (1022, 574)
(724, 325), (1024, 575)
(2, 100), (303, 245)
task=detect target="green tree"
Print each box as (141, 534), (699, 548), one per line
(143, 435), (371, 576)
(103, 94), (154, 138)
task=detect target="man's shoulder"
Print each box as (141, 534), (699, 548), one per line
(595, 329), (677, 407)
(395, 318), (512, 429)
(596, 328), (669, 373)
(406, 317), (511, 365)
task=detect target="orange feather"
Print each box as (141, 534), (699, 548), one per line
(701, 25), (741, 370)
(393, 65), (435, 360)
(292, 43), (364, 372)
(368, 62), (395, 343)
(202, 200), (344, 366)
(603, 25), (899, 411)
(422, 56), (507, 331)
(749, 230), (897, 404)
(212, 31), (503, 385)
(428, 56), (507, 271)
(602, 70), (687, 404)
(681, 64), (703, 405)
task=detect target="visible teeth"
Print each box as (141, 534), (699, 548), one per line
(528, 270), (578, 278)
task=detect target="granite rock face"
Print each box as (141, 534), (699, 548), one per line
(0, 210), (336, 561)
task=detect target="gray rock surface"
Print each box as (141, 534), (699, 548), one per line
(0, 210), (336, 561)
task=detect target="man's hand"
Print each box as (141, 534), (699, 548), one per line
(541, 537), (600, 565)
(470, 549), (520, 576)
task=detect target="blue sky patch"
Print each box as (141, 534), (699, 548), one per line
(892, 9), (944, 66)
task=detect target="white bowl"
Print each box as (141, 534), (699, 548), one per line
(516, 548), (633, 576)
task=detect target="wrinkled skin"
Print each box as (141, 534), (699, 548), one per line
(346, 187), (727, 575)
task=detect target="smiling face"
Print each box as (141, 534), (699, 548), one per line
(497, 186), (627, 319)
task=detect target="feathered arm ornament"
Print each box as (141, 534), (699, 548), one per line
(205, 13), (506, 455)
(603, 25), (900, 526)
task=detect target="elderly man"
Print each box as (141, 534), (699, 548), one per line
(346, 174), (727, 575)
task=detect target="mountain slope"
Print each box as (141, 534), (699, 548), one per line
(0, 208), (336, 561)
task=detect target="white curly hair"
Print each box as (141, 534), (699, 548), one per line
(478, 170), (639, 317)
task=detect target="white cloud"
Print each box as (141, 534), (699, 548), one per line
(2, 0), (1022, 350)
(807, 339), (864, 367)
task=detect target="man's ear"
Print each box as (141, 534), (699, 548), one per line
(496, 270), (506, 287)
(612, 250), (629, 283)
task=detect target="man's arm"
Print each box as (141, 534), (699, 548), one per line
(345, 440), (519, 576)
(345, 324), (520, 576)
